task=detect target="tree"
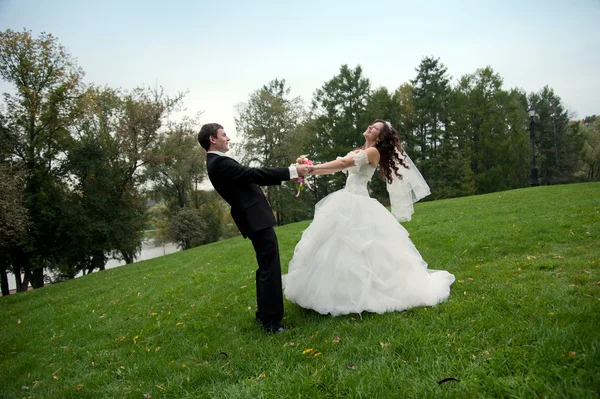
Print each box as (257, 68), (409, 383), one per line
(580, 117), (600, 180)
(451, 67), (528, 195)
(105, 87), (184, 264)
(310, 65), (371, 198)
(392, 83), (417, 149)
(146, 116), (205, 212)
(166, 207), (206, 250)
(412, 57), (473, 198)
(529, 87), (582, 184)
(0, 29), (84, 289)
(235, 78), (312, 225)
(411, 56), (452, 167)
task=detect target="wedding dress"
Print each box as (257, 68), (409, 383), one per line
(283, 150), (455, 316)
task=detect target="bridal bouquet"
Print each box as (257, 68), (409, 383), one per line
(293, 155), (313, 197)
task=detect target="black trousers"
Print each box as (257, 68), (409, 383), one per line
(247, 226), (284, 328)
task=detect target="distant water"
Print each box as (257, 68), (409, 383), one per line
(6, 238), (179, 292)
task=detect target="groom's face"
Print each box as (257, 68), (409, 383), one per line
(211, 128), (230, 152)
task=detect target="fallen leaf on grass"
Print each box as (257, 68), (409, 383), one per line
(347, 364), (357, 370)
(176, 322), (184, 326)
(143, 394), (151, 399)
(302, 348), (314, 355)
(568, 351), (576, 358)
(332, 337), (341, 343)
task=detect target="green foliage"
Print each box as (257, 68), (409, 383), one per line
(451, 67), (529, 195)
(0, 183), (598, 398)
(529, 86), (582, 184)
(0, 29), (84, 288)
(235, 78), (312, 225)
(166, 207), (206, 250)
(146, 117), (205, 211)
(309, 65), (371, 198)
(579, 117), (600, 180)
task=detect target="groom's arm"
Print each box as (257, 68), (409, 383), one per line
(214, 156), (291, 186)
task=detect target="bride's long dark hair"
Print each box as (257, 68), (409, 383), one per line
(373, 119), (409, 184)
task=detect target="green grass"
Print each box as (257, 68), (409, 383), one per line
(1, 183), (599, 398)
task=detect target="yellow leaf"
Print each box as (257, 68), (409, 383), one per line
(181, 364), (187, 368)
(568, 351), (576, 358)
(53, 375), (58, 380)
(313, 352), (321, 357)
(176, 322), (184, 326)
(302, 348), (314, 355)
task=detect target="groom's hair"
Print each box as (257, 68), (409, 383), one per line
(198, 123), (223, 150)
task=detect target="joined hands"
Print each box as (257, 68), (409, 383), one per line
(295, 164), (313, 177)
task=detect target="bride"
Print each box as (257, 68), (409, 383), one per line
(283, 120), (455, 316)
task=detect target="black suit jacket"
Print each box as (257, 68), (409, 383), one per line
(207, 153), (291, 238)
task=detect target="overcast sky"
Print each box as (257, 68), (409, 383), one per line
(1, 0), (598, 141)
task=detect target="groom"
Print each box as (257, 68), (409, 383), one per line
(198, 123), (309, 334)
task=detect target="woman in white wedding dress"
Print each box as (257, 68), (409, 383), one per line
(283, 120), (455, 316)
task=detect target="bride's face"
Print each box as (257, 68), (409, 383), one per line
(364, 122), (384, 142)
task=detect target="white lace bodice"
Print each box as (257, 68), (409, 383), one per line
(340, 150), (376, 197)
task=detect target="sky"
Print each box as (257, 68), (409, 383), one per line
(1, 0), (599, 143)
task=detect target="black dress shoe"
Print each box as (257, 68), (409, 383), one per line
(263, 325), (286, 334)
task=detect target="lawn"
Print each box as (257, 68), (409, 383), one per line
(1, 183), (599, 398)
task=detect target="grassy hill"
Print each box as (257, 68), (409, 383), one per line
(1, 183), (599, 398)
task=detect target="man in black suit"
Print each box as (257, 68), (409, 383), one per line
(198, 123), (309, 334)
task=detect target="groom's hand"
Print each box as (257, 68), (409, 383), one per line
(296, 164), (311, 177)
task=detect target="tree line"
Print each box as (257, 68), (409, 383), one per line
(1, 29), (598, 295)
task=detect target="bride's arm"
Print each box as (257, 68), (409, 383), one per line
(308, 148), (379, 175)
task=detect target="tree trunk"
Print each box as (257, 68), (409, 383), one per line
(31, 266), (45, 288)
(19, 266), (31, 292)
(14, 250), (27, 292)
(121, 251), (135, 264)
(1, 265), (9, 296)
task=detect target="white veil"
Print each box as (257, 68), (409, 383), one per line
(386, 150), (430, 222)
